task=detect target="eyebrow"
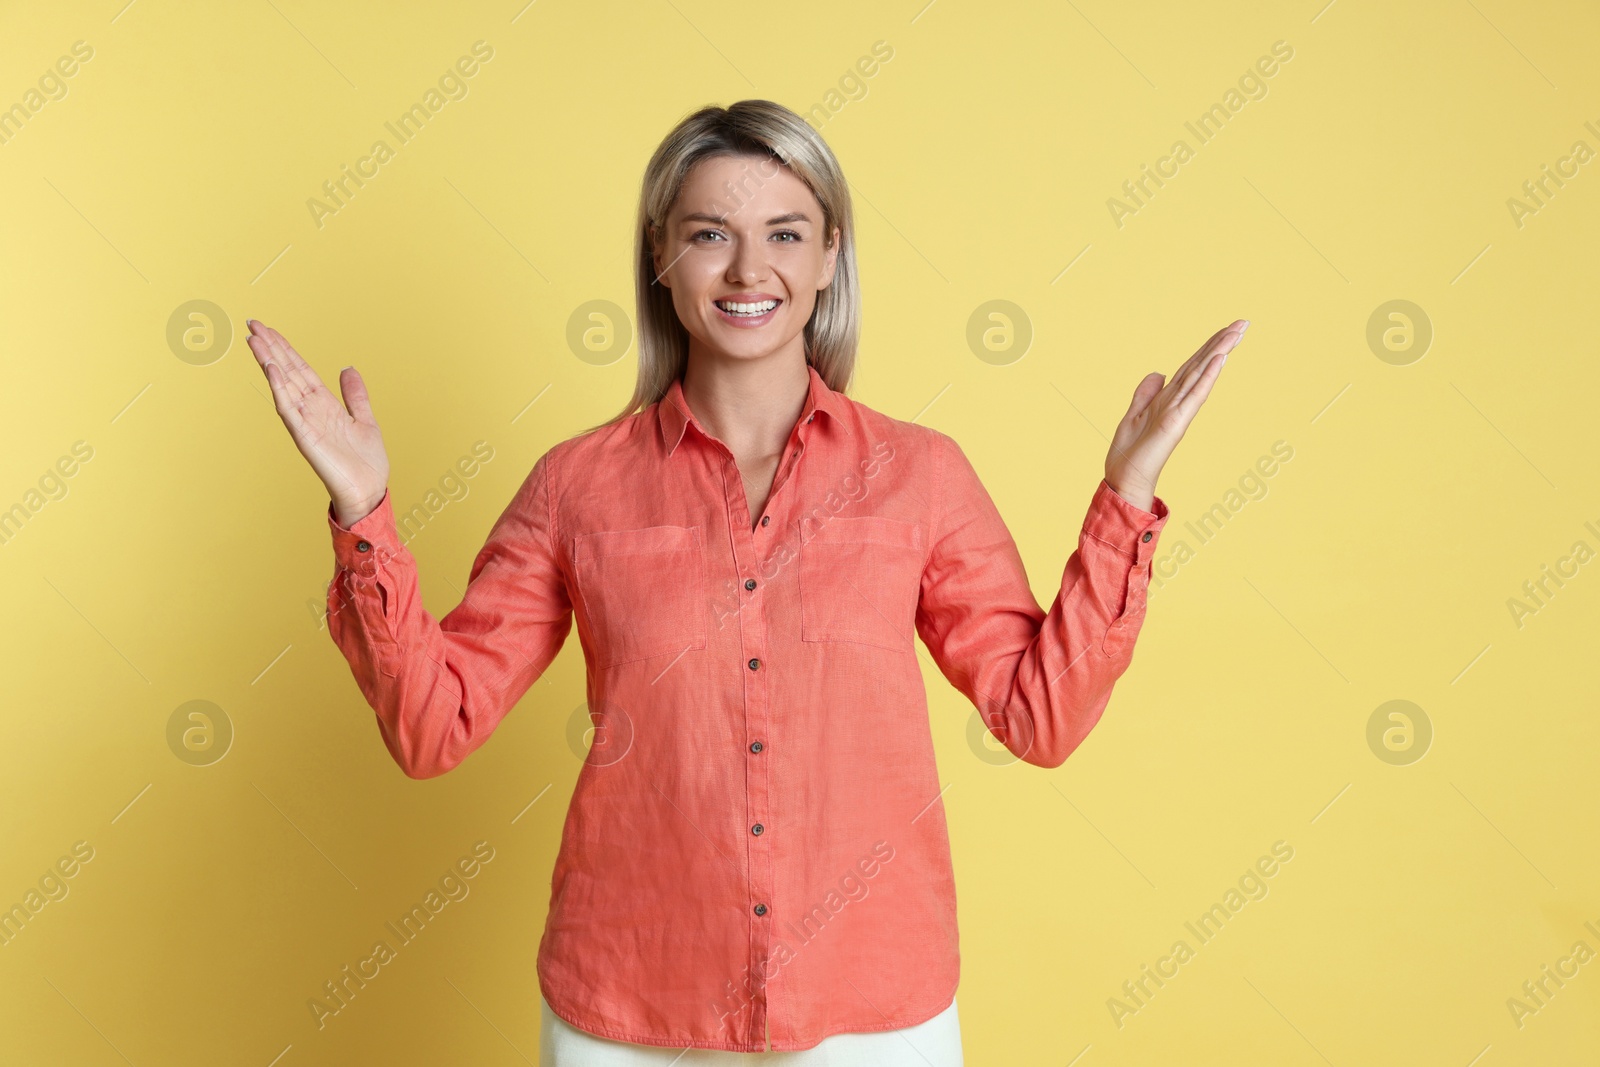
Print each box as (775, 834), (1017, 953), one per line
(680, 211), (812, 227)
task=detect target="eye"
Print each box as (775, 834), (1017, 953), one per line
(692, 229), (725, 242)
(771, 230), (802, 242)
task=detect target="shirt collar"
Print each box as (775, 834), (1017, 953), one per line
(657, 362), (852, 456)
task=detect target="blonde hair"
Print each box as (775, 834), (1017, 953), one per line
(584, 99), (860, 435)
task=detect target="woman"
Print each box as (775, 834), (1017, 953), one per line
(247, 99), (1246, 1064)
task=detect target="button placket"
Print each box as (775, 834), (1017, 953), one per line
(718, 408), (817, 1047)
(719, 449), (774, 1045)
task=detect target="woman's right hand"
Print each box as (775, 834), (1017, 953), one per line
(246, 319), (391, 528)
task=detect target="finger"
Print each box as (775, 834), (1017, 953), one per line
(1117, 371), (1165, 430)
(248, 331), (309, 407)
(1171, 345), (1228, 423)
(255, 322), (309, 372)
(1172, 319), (1245, 388)
(1157, 320), (1236, 400)
(1167, 320), (1247, 406)
(246, 321), (312, 401)
(251, 321), (322, 398)
(1171, 321), (1246, 407)
(1172, 345), (1228, 409)
(339, 367), (377, 424)
(248, 329), (305, 406)
(262, 360), (310, 437)
(1167, 319), (1247, 392)
(246, 319), (275, 366)
(263, 326), (323, 397)
(1171, 342), (1228, 428)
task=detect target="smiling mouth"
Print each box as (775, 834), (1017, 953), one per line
(714, 298), (781, 318)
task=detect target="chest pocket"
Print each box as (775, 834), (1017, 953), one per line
(572, 525), (707, 669)
(799, 515), (925, 652)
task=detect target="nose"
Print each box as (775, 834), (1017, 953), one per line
(727, 232), (768, 285)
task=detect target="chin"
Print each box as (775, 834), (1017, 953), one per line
(697, 329), (793, 362)
(714, 340), (790, 361)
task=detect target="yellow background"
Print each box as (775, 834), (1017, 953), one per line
(2, 0), (1597, 1063)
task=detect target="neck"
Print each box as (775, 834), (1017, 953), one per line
(679, 346), (810, 458)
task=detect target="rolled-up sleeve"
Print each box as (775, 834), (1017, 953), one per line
(326, 450), (573, 779)
(914, 432), (1169, 768)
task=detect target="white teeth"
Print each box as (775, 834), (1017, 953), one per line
(717, 299), (778, 316)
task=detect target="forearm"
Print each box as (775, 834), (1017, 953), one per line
(326, 497), (475, 778)
(917, 434), (1171, 771)
(326, 485), (570, 779)
(924, 475), (1166, 770)
(988, 533), (1149, 768)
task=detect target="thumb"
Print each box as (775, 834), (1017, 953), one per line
(1122, 371), (1164, 423)
(339, 366), (376, 424)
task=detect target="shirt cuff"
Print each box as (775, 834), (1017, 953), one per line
(328, 489), (400, 580)
(1080, 477), (1170, 566)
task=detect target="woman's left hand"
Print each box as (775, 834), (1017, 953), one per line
(1103, 319), (1250, 512)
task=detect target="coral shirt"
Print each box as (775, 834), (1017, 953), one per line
(325, 363), (1169, 1052)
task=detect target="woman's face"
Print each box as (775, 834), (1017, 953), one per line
(652, 153), (840, 365)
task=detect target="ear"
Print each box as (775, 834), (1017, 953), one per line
(816, 225), (842, 291)
(649, 223), (672, 288)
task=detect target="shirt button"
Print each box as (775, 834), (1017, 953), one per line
(356, 540), (371, 553)
(751, 823), (764, 835)
(1141, 531), (1153, 543)
(760, 515), (770, 526)
(748, 658), (760, 670)
(745, 578), (757, 591)
(754, 903), (768, 916)
(807, 414), (814, 422)
(750, 740), (762, 753)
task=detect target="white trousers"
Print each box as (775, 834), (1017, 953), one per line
(539, 994), (963, 1065)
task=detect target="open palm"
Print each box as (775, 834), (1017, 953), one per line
(1105, 319), (1250, 510)
(246, 320), (390, 527)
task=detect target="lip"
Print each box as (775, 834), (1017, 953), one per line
(712, 294), (782, 328)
